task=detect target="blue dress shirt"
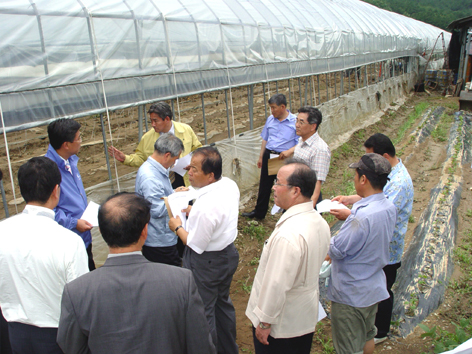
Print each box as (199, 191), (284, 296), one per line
(261, 111), (298, 152)
(327, 192), (397, 308)
(135, 157), (176, 247)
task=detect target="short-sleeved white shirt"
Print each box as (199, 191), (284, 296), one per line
(187, 177), (240, 254)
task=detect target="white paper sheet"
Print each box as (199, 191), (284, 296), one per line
(171, 153), (192, 177)
(166, 188), (198, 229)
(271, 204), (282, 215)
(316, 199), (350, 214)
(318, 302), (327, 322)
(80, 201), (100, 227)
(269, 153), (279, 159)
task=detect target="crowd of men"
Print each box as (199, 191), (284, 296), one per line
(0, 96), (413, 354)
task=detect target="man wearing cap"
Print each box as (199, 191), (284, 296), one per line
(330, 133), (414, 344)
(327, 153), (397, 354)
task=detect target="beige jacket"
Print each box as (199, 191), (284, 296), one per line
(246, 201), (330, 338)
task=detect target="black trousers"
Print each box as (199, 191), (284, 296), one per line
(171, 173), (187, 258)
(252, 327), (314, 354)
(142, 244), (181, 267)
(254, 149), (277, 218)
(86, 243), (96, 271)
(0, 310), (11, 354)
(375, 262), (401, 338)
(8, 322), (63, 354)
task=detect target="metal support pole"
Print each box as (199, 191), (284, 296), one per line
(100, 113), (113, 182)
(348, 70), (351, 93)
(364, 65), (368, 87)
(171, 99), (174, 117)
(325, 73), (329, 102)
(248, 85), (254, 130)
(276, 81), (279, 94)
(288, 79), (292, 112)
(263, 83), (268, 118)
(225, 90), (231, 139)
(1, 179), (9, 218)
(355, 68), (359, 90)
(317, 75), (321, 104)
(309, 76), (313, 106)
(304, 77), (308, 105)
(334, 72), (337, 97)
(138, 105), (143, 141)
(201, 93), (207, 145)
(144, 105), (149, 132)
(341, 71), (344, 95)
(298, 77), (302, 108)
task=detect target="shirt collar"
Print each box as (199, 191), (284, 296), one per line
(22, 204), (56, 220)
(169, 122), (175, 135)
(276, 201), (314, 226)
(301, 131), (319, 146)
(352, 192), (385, 213)
(107, 251), (143, 258)
(147, 156), (169, 176)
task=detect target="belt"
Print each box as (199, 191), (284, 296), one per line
(267, 149), (281, 154)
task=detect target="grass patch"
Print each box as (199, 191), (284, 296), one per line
(393, 101), (429, 146)
(313, 322), (335, 353)
(242, 222), (268, 243)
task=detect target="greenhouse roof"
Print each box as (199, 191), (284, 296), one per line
(0, 0), (450, 132)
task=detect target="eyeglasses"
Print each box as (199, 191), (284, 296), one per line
(273, 178), (292, 188)
(295, 119), (307, 125)
(73, 135), (82, 143)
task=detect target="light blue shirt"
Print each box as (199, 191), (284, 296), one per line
(384, 159), (414, 264)
(327, 192), (397, 308)
(135, 157), (176, 247)
(261, 111), (298, 152)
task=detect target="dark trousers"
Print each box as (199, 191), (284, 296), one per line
(252, 327), (314, 354)
(142, 244), (181, 267)
(254, 149), (277, 219)
(171, 173), (187, 257)
(375, 262), (401, 338)
(86, 243), (96, 271)
(8, 322), (63, 354)
(183, 244), (239, 354)
(0, 310), (11, 354)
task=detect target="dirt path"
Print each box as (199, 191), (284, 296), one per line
(236, 93), (472, 353)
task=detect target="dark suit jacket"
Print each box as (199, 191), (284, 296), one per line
(57, 254), (215, 354)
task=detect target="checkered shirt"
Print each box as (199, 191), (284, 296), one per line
(294, 132), (331, 181)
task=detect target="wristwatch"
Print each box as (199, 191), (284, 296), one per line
(258, 322), (271, 329)
(174, 225), (183, 233)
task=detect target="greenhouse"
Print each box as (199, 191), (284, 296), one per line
(0, 0), (449, 133)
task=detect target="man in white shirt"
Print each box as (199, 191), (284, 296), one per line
(169, 146), (239, 354)
(0, 157), (89, 354)
(245, 160), (330, 354)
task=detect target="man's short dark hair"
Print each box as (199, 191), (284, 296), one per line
(298, 106), (322, 128)
(356, 168), (389, 190)
(48, 118), (81, 150)
(364, 133), (396, 157)
(147, 102), (173, 121)
(193, 146), (222, 180)
(98, 192), (151, 248)
(284, 159), (317, 199)
(18, 157), (61, 204)
(268, 94), (287, 107)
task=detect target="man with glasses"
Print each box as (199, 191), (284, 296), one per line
(45, 118), (95, 270)
(246, 160), (330, 354)
(288, 106), (330, 206)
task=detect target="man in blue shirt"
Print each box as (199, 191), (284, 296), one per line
(45, 118), (95, 270)
(135, 133), (184, 266)
(330, 133), (414, 343)
(242, 94), (298, 219)
(328, 153), (396, 354)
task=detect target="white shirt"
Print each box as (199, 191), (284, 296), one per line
(0, 205), (89, 327)
(187, 177), (239, 254)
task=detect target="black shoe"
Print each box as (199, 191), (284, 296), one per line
(242, 210), (264, 220)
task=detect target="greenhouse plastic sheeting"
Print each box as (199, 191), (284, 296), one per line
(0, 0), (450, 132)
